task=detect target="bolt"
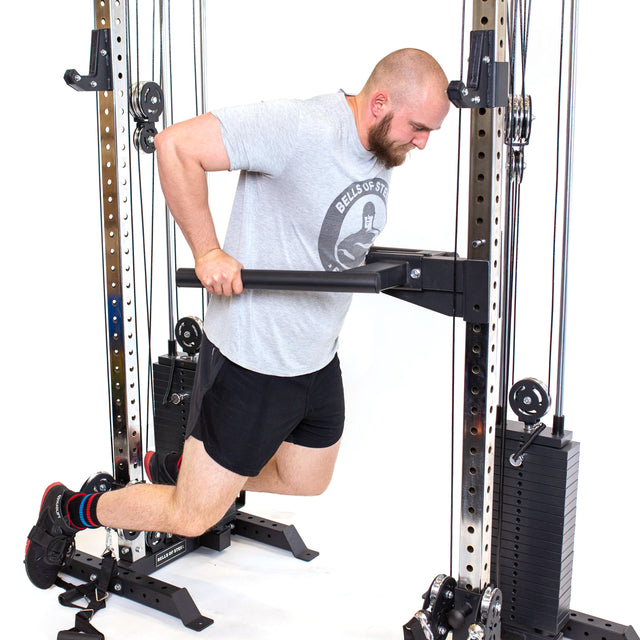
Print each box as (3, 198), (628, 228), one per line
(410, 269), (421, 279)
(121, 546), (130, 554)
(468, 623), (485, 640)
(483, 56), (491, 64)
(445, 590), (455, 600)
(114, 583), (122, 592)
(472, 239), (486, 249)
(150, 96), (158, 104)
(462, 88), (469, 97)
(74, 74), (81, 83)
(90, 80), (97, 88)
(509, 453), (523, 467)
(100, 49), (108, 57)
(438, 626), (449, 637)
(90, 573), (98, 582)
(471, 96), (481, 104)
(98, 483), (107, 492)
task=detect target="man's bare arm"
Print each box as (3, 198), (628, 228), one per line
(155, 112), (243, 296)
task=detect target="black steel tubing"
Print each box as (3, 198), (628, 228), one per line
(176, 262), (407, 293)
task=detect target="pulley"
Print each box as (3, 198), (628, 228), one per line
(508, 378), (551, 427)
(146, 530), (167, 549)
(133, 122), (158, 154)
(129, 81), (164, 153)
(80, 471), (116, 494)
(129, 81), (164, 121)
(505, 95), (533, 146)
(403, 574), (456, 640)
(175, 316), (204, 355)
(506, 95), (532, 182)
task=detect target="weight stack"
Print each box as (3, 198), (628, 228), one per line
(152, 354), (197, 456)
(491, 421), (580, 639)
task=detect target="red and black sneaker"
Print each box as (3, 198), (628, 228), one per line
(25, 483), (78, 589)
(144, 451), (181, 485)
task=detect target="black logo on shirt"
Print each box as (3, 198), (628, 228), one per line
(318, 178), (389, 271)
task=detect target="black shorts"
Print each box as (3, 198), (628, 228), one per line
(185, 336), (345, 477)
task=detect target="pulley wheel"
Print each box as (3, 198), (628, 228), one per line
(121, 528), (141, 541)
(176, 316), (204, 355)
(80, 471), (116, 494)
(129, 81), (164, 121)
(509, 378), (551, 425)
(146, 530), (166, 549)
(133, 122), (158, 154)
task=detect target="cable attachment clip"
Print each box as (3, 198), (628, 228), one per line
(130, 81), (164, 153)
(509, 422), (547, 467)
(64, 29), (112, 92)
(448, 30), (509, 109)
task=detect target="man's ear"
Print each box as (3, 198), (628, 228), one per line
(371, 91), (389, 118)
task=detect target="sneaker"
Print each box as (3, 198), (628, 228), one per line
(144, 450), (181, 485)
(25, 483), (78, 589)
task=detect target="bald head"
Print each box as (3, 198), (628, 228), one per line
(363, 48), (449, 108)
(346, 49), (450, 167)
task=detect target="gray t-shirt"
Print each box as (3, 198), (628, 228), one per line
(206, 92), (392, 376)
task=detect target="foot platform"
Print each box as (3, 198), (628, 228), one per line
(229, 511), (319, 561)
(62, 549), (214, 631)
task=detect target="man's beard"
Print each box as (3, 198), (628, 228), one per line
(367, 113), (412, 169)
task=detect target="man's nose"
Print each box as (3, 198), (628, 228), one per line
(413, 131), (430, 150)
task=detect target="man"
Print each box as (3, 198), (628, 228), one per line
(25, 48), (450, 589)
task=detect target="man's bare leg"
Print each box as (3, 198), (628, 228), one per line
(244, 439), (341, 496)
(96, 437), (247, 538)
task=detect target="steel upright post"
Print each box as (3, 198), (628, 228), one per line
(457, 0), (507, 593)
(94, 0), (146, 561)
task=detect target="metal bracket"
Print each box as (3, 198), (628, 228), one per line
(366, 247), (490, 323)
(403, 576), (503, 640)
(64, 29), (112, 92)
(403, 575), (457, 640)
(448, 30), (508, 109)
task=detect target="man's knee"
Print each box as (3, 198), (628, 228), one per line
(169, 498), (232, 537)
(276, 441), (340, 496)
(169, 437), (247, 536)
(297, 482), (329, 497)
(282, 463), (336, 496)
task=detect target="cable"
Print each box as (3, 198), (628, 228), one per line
(495, 0), (534, 592)
(548, 0), (566, 393)
(449, 0), (467, 580)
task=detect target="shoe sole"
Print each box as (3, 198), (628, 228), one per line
(24, 482), (64, 559)
(144, 451), (155, 483)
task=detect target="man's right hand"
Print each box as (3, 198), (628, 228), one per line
(195, 248), (244, 296)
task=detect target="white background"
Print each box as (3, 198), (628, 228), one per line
(1, 1), (638, 638)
